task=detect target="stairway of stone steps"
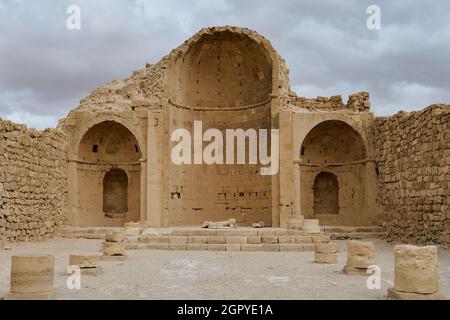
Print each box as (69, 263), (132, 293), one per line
(321, 226), (387, 240)
(57, 227), (124, 239)
(57, 226), (331, 252)
(126, 228), (331, 252)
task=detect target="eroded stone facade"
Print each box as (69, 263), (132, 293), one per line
(0, 26), (448, 246)
(374, 105), (449, 245)
(0, 121), (67, 243)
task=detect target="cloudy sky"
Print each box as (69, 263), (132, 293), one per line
(0, 0), (449, 129)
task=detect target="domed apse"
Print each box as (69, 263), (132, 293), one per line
(301, 120), (366, 164)
(169, 30), (273, 109)
(167, 30), (275, 226)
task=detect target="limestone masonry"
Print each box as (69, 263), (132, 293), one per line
(0, 121), (67, 244)
(0, 26), (448, 246)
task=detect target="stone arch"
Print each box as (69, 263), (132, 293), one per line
(73, 114), (145, 159)
(168, 29), (278, 109)
(168, 26), (283, 105)
(313, 172), (339, 215)
(78, 121), (142, 162)
(72, 120), (142, 227)
(300, 120), (366, 164)
(103, 169), (128, 216)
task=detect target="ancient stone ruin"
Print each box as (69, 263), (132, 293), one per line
(0, 26), (448, 249)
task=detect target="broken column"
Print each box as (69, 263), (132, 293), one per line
(6, 255), (55, 300)
(68, 255), (102, 276)
(343, 241), (376, 275)
(388, 245), (442, 300)
(101, 231), (127, 261)
(315, 243), (339, 264)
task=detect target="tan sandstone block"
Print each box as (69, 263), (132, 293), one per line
(303, 219), (321, 234)
(278, 236), (295, 244)
(69, 255), (98, 269)
(208, 244), (226, 251)
(105, 232), (125, 243)
(261, 236), (278, 244)
(312, 235), (330, 243)
(346, 241), (376, 269)
(169, 236), (188, 244)
(279, 244), (313, 252)
(10, 255), (55, 295)
(187, 244), (208, 251)
(241, 244), (262, 252)
(262, 244), (280, 252)
(102, 242), (126, 256)
(315, 243), (339, 254)
(393, 245), (439, 294)
(207, 237), (226, 244)
(315, 253), (338, 264)
(188, 236), (208, 244)
(226, 237), (247, 244)
(247, 236), (262, 244)
(226, 244), (241, 252)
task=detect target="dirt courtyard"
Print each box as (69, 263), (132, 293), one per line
(0, 238), (449, 300)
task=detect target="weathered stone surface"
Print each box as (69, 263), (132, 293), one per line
(346, 241), (376, 269)
(375, 105), (449, 246)
(69, 255), (98, 269)
(105, 232), (125, 243)
(102, 242), (126, 256)
(312, 235), (330, 243)
(10, 255), (54, 294)
(0, 121), (67, 243)
(247, 236), (262, 244)
(315, 243), (339, 254)
(315, 253), (338, 264)
(393, 245), (439, 294)
(303, 220), (321, 234)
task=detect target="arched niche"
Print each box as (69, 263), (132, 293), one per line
(103, 169), (128, 217)
(300, 120), (366, 164)
(78, 121), (142, 162)
(313, 172), (339, 215)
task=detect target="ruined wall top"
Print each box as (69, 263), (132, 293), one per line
(62, 26), (292, 118)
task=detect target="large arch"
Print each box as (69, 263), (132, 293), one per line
(73, 121), (142, 227)
(299, 120), (369, 226)
(165, 29), (275, 226)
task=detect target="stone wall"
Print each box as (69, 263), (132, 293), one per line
(0, 120), (68, 244)
(374, 105), (449, 246)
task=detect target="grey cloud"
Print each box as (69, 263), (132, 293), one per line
(0, 0), (449, 129)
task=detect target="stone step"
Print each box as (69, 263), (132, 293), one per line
(321, 226), (386, 233)
(320, 225), (387, 240)
(125, 243), (316, 252)
(328, 232), (387, 240)
(137, 235), (325, 245)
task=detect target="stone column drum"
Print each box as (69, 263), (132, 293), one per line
(343, 241), (376, 275)
(388, 245), (442, 300)
(315, 243), (339, 264)
(6, 255), (55, 300)
(101, 231), (127, 261)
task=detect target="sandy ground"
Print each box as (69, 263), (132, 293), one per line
(0, 238), (449, 300)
